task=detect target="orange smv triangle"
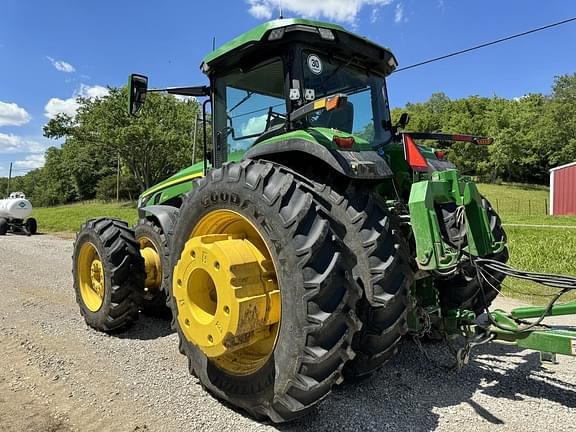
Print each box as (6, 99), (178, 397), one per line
(403, 134), (429, 171)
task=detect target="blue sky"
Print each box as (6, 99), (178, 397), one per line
(1, 0), (575, 177)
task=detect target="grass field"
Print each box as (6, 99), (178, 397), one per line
(31, 201), (138, 233)
(476, 183), (576, 304)
(29, 183), (575, 304)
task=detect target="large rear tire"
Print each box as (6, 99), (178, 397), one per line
(435, 198), (509, 314)
(0, 218), (7, 235)
(309, 183), (413, 378)
(134, 219), (171, 316)
(168, 160), (361, 422)
(72, 218), (144, 332)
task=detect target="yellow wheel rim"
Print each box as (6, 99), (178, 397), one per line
(173, 210), (280, 375)
(139, 236), (162, 297)
(77, 242), (105, 312)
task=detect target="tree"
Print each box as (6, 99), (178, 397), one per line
(44, 87), (202, 192)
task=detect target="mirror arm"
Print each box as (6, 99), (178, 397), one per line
(148, 86), (211, 97)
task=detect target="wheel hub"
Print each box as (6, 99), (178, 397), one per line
(173, 233), (280, 359)
(140, 240), (162, 292)
(90, 260), (104, 297)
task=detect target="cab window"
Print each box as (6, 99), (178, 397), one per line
(213, 59), (286, 161)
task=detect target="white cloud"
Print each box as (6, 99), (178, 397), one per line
(47, 56), (76, 73)
(249, 3), (273, 19)
(0, 101), (31, 127)
(174, 94), (197, 102)
(80, 85), (109, 99)
(44, 84), (109, 119)
(44, 97), (79, 119)
(394, 3), (406, 23)
(0, 133), (44, 153)
(14, 153), (45, 170)
(240, 114), (268, 137)
(370, 8), (379, 23)
(246, 0), (393, 24)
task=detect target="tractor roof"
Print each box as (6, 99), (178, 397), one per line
(200, 18), (397, 76)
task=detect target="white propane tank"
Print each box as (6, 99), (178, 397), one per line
(0, 192), (33, 220)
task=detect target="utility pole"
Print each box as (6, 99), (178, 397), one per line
(116, 154), (120, 203)
(6, 162), (12, 197)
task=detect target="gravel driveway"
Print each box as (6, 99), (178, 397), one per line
(0, 234), (574, 431)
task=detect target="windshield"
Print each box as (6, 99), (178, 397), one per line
(302, 51), (392, 146)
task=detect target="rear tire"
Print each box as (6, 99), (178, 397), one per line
(26, 218), (37, 235)
(134, 219), (171, 317)
(168, 160), (361, 422)
(435, 198), (509, 314)
(0, 218), (7, 235)
(72, 218), (144, 332)
(309, 182), (413, 379)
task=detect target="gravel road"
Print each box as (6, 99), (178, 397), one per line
(0, 234), (574, 432)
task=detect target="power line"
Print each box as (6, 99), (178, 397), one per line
(393, 16), (576, 73)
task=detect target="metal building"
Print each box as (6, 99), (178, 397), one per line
(550, 162), (576, 215)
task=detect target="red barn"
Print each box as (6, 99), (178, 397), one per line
(550, 162), (576, 215)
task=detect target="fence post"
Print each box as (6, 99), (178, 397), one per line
(496, 199), (499, 213)
(545, 199), (548, 215)
(528, 200), (531, 216)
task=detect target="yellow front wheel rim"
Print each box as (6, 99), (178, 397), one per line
(77, 242), (105, 312)
(173, 210), (280, 375)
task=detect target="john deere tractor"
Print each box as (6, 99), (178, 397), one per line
(72, 19), (576, 422)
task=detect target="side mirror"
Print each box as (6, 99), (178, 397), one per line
(128, 74), (148, 115)
(397, 112), (410, 129)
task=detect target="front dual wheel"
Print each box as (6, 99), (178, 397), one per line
(169, 160), (361, 422)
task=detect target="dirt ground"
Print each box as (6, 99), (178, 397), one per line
(0, 233), (574, 431)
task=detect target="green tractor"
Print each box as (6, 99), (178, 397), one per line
(71, 19), (576, 422)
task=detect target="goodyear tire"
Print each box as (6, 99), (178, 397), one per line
(0, 218), (7, 235)
(134, 220), (171, 316)
(435, 198), (509, 314)
(308, 183), (413, 378)
(168, 160), (361, 422)
(72, 218), (144, 332)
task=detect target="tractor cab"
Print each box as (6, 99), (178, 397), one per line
(203, 19), (398, 167)
(130, 19), (399, 174)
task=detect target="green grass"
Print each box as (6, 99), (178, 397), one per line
(33, 183), (575, 305)
(501, 226), (576, 304)
(477, 182), (576, 225)
(477, 183), (576, 304)
(32, 201), (138, 233)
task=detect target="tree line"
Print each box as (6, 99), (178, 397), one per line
(391, 73), (576, 184)
(1, 88), (207, 206)
(1, 73), (574, 206)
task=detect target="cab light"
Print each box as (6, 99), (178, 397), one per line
(334, 136), (355, 149)
(268, 28), (285, 41)
(318, 28), (335, 40)
(434, 150), (446, 160)
(326, 94), (346, 111)
(403, 134), (428, 171)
